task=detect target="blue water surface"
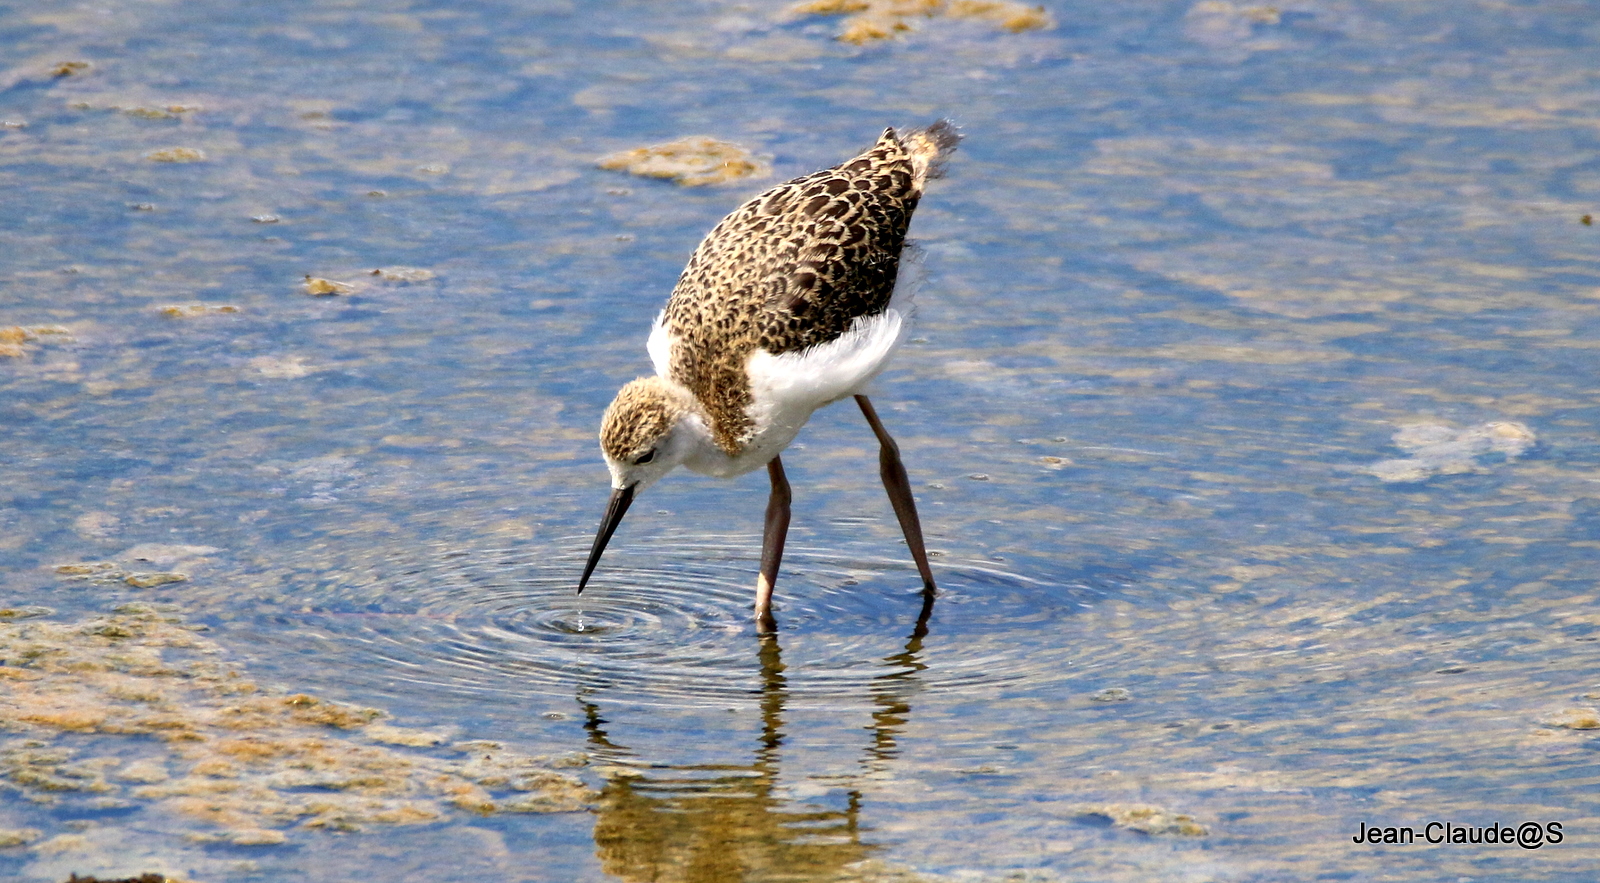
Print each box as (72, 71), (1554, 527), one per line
(2, 1), (1599, 880)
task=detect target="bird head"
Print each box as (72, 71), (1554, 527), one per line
(578, 376), (696, 592)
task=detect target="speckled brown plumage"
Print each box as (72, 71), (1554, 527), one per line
(659, 121), (959, 454)
(599, 377), (680, 462)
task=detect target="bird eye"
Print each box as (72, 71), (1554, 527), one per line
(635, 449), (656, 465)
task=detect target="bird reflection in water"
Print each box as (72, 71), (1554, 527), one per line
(580, 592), (936, 882)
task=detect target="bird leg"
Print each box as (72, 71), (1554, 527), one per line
(756, 455), (791, 634)
(855, 395), (937, 593)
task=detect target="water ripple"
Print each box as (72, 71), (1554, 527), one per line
(242, 539), (1117, 707)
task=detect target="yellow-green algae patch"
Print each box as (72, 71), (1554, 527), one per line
(0, 606), (596, 847)
(144, 147), (206, 163)
(123, 104), (200, 120)
(49, 61), (91, 78)
(0, 827), (43, 847)
(790, 0), (1052, 44)
(1074, 803), (1209, 836)
(55, 563), (129, 581)
(1544, 708), (1600, 730)
(301, 268), (437, 298)
(47, 875), (168, 883)
(122, 572), (188, 589)
(1183, 1), (1288, 52)
(302, 275), (355, 296)
(597, 136), (769, 187)
(0, 325), (72, 359)
(53, 546), (217, 588)
(158, 303), (240, 318)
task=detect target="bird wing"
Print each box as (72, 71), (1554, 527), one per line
(660, 125), (950, 452)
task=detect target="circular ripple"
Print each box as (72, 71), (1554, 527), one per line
(236, 538), (1126, 707)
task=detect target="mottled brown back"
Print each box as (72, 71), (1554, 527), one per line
(662, 122), (958, 453)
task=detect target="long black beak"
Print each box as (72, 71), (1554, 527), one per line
(577, 483), (635, 594)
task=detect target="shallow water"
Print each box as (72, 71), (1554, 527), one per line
(3, 0), (1600, 880)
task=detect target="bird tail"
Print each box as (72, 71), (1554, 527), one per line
(898, 119), (962, 188)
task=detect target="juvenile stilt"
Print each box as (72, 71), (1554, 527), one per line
(856, 395), (937, 593)
(579, 120), (962, 630)
(755, 455), (790, 634)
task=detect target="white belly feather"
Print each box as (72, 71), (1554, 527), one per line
(746, 308), (906, 420)
(647, 295), (911, 478)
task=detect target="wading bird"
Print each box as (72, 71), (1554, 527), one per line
(579, 121), (960, 632)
